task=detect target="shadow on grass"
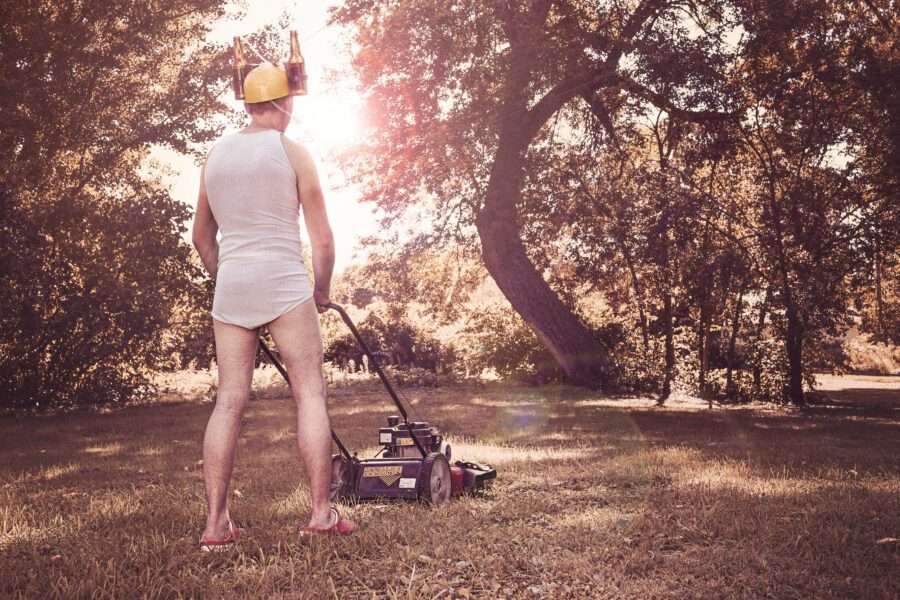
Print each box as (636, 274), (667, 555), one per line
(0, 377), (897, 598)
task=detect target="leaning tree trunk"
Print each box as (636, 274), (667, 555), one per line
(472, 1), (619, 389)
(476, 131), (612, 387)
(473, 0), (683, 388)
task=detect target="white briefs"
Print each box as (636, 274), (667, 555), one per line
(204, 129), (313, 330)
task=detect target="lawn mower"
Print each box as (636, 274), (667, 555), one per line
(258, 302), (496, 505)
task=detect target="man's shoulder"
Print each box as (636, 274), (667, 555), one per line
(205, 132), (237, 160)
(279, 135), (315, 167)
(279, 134), (310, 155)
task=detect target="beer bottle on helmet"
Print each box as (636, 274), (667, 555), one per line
(232, 37), (248, 100)
(285, 30), (308, 95)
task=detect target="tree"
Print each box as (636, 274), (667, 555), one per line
(330, 0), (745, 388)
(732, 0), (892, 404)
(0, 1), (232, 409)
(330, 0), (897, 402)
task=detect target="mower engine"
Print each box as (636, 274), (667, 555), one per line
(379, 416), (451, 460)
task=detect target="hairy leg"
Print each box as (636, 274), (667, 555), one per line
(201, 319), (259, 540)
(267, 298), (334, 529)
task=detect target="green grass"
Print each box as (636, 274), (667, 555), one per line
(1, 375), (898, 598)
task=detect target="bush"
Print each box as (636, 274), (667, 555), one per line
(382, 365), (439, 387)
(845, 336), (900, 375)
(455, 305), (553, 380)
(323, 312), (451, 373)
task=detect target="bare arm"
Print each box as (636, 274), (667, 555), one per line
(281, 135), (336, 313)
(192, 161), (220, 280)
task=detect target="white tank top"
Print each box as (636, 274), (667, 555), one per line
(203, 129), (314, 329)
(205, 129), (306, 266)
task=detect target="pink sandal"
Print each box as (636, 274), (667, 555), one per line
(199, 519), (243, 552)
(298, 507), (358, 536)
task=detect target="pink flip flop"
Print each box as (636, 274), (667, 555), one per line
(199, 519), (243, 552)
(298, 507), (358, 536)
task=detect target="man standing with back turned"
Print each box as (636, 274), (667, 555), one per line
(191, 50), (357, 551)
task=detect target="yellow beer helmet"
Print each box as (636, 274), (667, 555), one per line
(242, 63), (290, 103)
(232, 31), (308, 102)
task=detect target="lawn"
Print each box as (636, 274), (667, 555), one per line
(1, 374), (898, 598)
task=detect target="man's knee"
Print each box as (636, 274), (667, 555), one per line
(214, 390), (250, 415)
(292, 381), (327, 407)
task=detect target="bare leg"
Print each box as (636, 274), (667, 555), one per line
(201, 319), (259, 540)
(267, 298), (334, 529)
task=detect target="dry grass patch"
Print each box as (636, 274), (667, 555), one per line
(0, 376), (897, 598)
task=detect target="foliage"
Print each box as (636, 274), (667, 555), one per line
(856, 250), (900, 345)
(0, 1), (234, 409)
(158, 254), (217, 371)
(323, 310), (452, 373)
(329, 0), (899, 404)
(456, 304), (553, 380)
(844, 335), (900, 375)
(381, 365), (440, 387)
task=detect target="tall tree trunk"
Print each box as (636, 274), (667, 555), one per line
(752, 287), (771, 395)
(658, 208), (675, 405)
(763, 153), (804, 406)
(875, 234), (884, 339)
(725, 287), (744, 397)
(773, 234), (805, 406)
(697, 298), (710, 392)
(619, 239), (650, 352)
(660, 291), (675, 405)
(696, 204), (713, 394)
(785, 304), (805, 405)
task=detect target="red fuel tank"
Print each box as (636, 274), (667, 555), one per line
(450, 466), (464, 495)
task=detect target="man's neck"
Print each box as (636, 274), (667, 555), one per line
(247, 113), (282, 131)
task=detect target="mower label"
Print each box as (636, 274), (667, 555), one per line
(379, 433), (392, 444)
(365, 466), (403, 477)
(398, 477), (416, 489)
(364, 466), (403, 487)
(397, 437), (414, 446)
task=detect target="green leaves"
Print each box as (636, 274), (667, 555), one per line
(0, 0), (230, 409)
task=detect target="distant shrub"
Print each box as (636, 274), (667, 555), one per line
(845, 336), (899, 375)
(382, 365), (439, 387)
(455, 305), (553, 380)
(590, 321), (662, 393)
(324, 312), (452, 373)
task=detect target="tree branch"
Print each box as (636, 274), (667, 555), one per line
(521, 66), (620, 140)
(860, 0), (894, 34)
(580, 90), (618, 144)
(621, 79), (739, 124)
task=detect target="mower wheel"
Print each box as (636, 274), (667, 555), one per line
(329, 454), (352, 500)
(419, 452), (451, 505)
